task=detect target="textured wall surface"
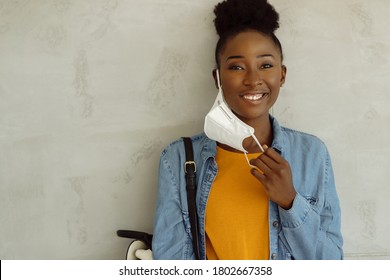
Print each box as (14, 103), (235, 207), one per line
(0, 0), (389, 259)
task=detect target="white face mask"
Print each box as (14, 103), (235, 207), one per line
(204, 69), (264, 167)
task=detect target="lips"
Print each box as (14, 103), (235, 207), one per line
(243, 93), (265, 101)
(241, 92), (268, 102)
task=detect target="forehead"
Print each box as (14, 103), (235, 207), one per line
(221, 30), (280, 59)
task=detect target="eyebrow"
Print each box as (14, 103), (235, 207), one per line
(226, 54), (274, 62)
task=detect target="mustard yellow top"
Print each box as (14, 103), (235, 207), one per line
(205, 146), (270, 260)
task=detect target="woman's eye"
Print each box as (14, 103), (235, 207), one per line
(230, 65), (244, 70)
(261, 63), (273, 69)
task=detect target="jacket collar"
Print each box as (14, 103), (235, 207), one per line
(269, 115), (286, 155)
(199, 133), (217, 162)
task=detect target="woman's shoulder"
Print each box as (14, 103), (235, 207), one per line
(162, 133), (205, 149)
(277, 124), (329, 154)
(160, 133), (215, 158)
(272, 116), (325, 148)
(281, 126), (323, 142)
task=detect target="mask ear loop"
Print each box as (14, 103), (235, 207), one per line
(244, 133), (265, 169)
(215, 69), (222, 90)
(251, 133), (264, 153)
(244, 153), (256, 168)
(214, 69), (223, 107)
(215, 69), (225, 100)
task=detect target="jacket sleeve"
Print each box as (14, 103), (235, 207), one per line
(152, 149), (190, 260)
(278, 147), (343, 260)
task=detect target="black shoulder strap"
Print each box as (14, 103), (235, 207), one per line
(182, 137), (200, 260)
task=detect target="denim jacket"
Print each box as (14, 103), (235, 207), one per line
(152, 116), (343, 260)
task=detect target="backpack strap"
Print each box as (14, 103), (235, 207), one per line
(182, 137), (200, 260)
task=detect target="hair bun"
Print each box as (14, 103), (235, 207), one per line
(213, 0), (279, 37)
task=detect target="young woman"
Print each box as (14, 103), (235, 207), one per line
(152, 0), (343, 260)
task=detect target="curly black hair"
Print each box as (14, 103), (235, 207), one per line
(213, 0), (283, 67)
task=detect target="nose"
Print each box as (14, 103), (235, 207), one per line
(243, 69), (262, 87)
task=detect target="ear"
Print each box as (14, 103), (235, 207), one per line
(212, 69), (219, 89)
(280, 65), (287, 87)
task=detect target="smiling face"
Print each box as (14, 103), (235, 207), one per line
(216, 30), (286, 126)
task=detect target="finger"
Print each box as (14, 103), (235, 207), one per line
(263, 145), (283, 164)
(250, 158), (271, 174)
(251, 167), (267, 183)
(258, 152), (279, 171)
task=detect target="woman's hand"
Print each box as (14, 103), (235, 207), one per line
(250, 145), (296, 210)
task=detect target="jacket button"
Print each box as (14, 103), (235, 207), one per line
(272, 221), (279, 228)
(271, 253), (277, 260)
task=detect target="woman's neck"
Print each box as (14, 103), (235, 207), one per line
(244, 115), (273, 153)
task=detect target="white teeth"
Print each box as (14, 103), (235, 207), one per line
(243, 94), (264, 101)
